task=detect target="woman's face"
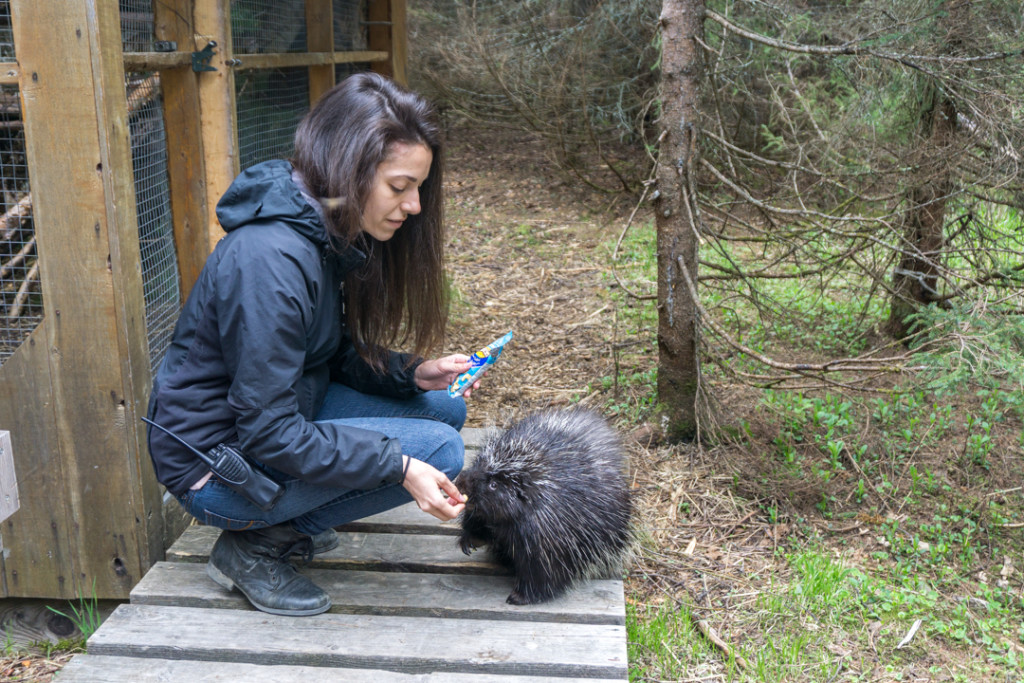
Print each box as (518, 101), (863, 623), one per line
(361, 141), (433, 242)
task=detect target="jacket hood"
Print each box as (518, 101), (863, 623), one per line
(216, 160), (329, 247)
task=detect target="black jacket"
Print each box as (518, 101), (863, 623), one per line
(148, 160), (421, 497)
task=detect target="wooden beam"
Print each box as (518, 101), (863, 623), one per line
(306, 0), (334, 106)
(193, 0), (237, 252)
(121, 52), (192, 71)
(388, 0), (408, 85)
(366, 0), (393, 80)
(154, 0), (209, 300)
(8, 0), (158, 599)
(0, 323), (67, 598)
(229, 50), (387, 70)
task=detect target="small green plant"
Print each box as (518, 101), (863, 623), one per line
(47, 579), (102, 642)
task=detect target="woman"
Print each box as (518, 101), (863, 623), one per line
(146, 73), (477, 617)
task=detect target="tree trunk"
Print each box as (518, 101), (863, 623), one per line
(655, 0), (704, 440)
(888, 1), (964, 340)
(887, 92), (956, 339)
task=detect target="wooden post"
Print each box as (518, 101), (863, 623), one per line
(6, 0), (161, 598)
(154, 0), (209, 299)
(306, 0), (335, 105)
(193, 0), (237, 252)
(367, 0), (407, 85)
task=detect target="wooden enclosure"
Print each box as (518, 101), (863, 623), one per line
(0, 0), (406, 600)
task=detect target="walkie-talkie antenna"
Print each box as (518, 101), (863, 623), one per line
(141, 416), (215, 467)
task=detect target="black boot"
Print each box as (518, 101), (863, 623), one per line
(310, 528), (339, 555)
(207, 524), (332, 616)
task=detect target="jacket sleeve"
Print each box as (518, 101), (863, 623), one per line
(328, 337), (425, 399)
(215, 233), (404, 490)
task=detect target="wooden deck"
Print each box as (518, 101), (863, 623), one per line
(57, 429), (629, 681)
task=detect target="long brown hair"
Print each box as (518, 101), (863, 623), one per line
(292, 73), (447, 370)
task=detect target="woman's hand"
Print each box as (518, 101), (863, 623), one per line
(414, 354), (482, 397)
(401, 456), (466, 521)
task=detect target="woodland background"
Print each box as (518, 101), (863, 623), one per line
(410, 1), (1024, 681)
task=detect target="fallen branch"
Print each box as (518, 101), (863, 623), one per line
(0, 235), (34, 280)
(694, 618), (750, 670)
(8, 259), (39, 319)
(1, 194), (32, 242)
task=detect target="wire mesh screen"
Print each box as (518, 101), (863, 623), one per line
(335, 62), (372, 83)
(0, 0), (13, 59)
(236, 68), (310, 170)
(232, 0), (308, 54)
(0, 85), (36, 367)
(126, 73), (181, 372)
(334, 0), (368, 50)
(121, 0), (156, 52)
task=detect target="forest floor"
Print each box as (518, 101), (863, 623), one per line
(5, 118), (1023, 682)
(440, 120), (1024, 683)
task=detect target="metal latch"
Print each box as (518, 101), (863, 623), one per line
(192, 41), (217, 72)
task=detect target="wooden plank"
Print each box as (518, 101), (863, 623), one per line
(0, 323), (69, 598)
(121, 52), (192, 70)
(167, 525), (506, 575)
(194, 0), (237, 251)
(306, 0), (334, 105)
(338, 501), (462, 535)
(0, 430), (19, 523)
(461, 426), (489, 448)
(58, 655), (618, 683)
(86, 603), (629, 679)
(154, 0), (210, 299)
(228, 50), (388, 71)
(9, 0), (158, 599)
(0, 597), (120, 647)
(366, 0), (393, 80)
(131, 561), (625, 625)
(388, 0), (408, 85)
(335, 50), (389, 64)
(88, 0), (166, 588)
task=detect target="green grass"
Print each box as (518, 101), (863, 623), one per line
(47, 580), (102, 647)
(628, 545), (1024, 682)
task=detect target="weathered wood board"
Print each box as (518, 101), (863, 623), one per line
(86, 603), (628, 678)
(132, 561), (625, 625)
(0, 430), (19, 524)
(168, 524), (506, 574)
(339, 501), (463, 535)
(58, 654), (615, 683)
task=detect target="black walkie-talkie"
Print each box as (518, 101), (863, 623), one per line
(142, 417), (284, 511)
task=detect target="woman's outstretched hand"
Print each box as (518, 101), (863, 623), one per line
(414, 354), (482, 397)
(401, 456), (466, 521)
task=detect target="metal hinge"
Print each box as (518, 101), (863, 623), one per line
(192, 40), (217, 72)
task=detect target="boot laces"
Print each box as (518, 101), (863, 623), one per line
(279, 537), (314, 565)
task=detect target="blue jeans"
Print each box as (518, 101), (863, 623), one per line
(176, 383), (466, 536)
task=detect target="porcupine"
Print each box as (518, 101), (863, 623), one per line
(455, 407), (633, 605)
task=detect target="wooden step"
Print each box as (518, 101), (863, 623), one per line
(85, 604), (628, 679)
(132, 561), (625, 625)
(338, 500), (463, 535)
(168, 524), (506, 574)
(58, 654), (616, 682)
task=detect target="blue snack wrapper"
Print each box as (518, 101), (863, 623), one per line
(448, 331), (513, 398)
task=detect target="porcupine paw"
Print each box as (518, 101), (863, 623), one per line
(506, 588), (531, 605)
(457, 535), (479, 556)
(506, 580), (549, 605)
